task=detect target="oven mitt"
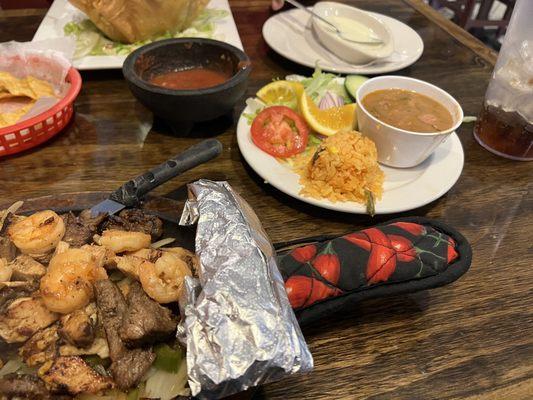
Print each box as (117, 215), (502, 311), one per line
(275, 217), (472, 326)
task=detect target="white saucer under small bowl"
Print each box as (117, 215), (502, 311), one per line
(312, 2), (394, 64)
(356, 76), (464, 168)
(262, 7), (424, 75)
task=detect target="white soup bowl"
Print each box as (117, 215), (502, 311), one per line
(356, 76), (463, 168)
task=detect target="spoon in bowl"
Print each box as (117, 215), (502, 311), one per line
(283, 0), (384, 45)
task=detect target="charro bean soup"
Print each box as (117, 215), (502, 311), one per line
(361, 88), (454, 133)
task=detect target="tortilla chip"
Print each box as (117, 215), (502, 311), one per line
(0, 90), (14, 99)
(27, 76), (56, 98)
(0, 96), (35, 128)
(0, 71), (55, 100)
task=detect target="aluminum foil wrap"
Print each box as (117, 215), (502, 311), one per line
(178, 180), (313, 399)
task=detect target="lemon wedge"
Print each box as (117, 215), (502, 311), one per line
(256, 80), (304, 110)
(299, 93), (357, 136)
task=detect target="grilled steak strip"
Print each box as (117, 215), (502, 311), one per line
(101, 209), (163, 240)
(120, 281), (178, 347)
(110, 348), (156, 390)
(60, 212), (93, 248)
(94, 280), (155, 389)
(0, 374), (51, 399)
(94, 280), (127, 361)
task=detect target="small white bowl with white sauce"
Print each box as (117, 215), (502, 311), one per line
(312, 2), (394, 64)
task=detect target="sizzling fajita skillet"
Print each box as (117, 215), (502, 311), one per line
(0, 148), (472, 399)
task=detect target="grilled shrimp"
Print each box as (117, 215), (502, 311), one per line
(138, 251), (192, 303)
(0, 258), (12, 282)
(164, 247), (200, 275)
(128, 248), (161, 260)
(115, 248), (162, 278)
(40, 248), (108, 314)
(115, 255), (144, 279)
(8, 210), (65, 255)
(93, 230), (151, 253)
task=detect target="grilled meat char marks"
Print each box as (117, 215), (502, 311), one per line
(121, 281), (178, 347)
(110, 348), (156, 390)
(60, 211), (108, 248)
(0, 280), (40, 315)
(78, 209), (108, 232)
(60, 212), (94, 248)
(59, 307), (95, 348)
(19, 324), (60, 367)
(0, 373), (51, 399)
(0, 209), (171, 393)
(102, 209), (163, 240)
(94, 280), (156, 390)
(9, 255), (46, 281)
(93, 280), (128, 361)
(0, 297), (58, 343)
(0, 236), (16, 262)
(41, 356), (115, 395)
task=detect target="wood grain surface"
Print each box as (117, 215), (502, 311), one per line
(0, 1), (532, 399)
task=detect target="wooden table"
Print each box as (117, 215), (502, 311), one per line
(1, 1), (531, 399)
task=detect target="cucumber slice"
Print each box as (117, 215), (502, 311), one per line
(344, 75), (369, 101)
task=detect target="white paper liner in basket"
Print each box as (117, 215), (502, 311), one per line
(0, 38), (75, 124)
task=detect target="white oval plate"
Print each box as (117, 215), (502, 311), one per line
(236, 105), (464, 215)
(262, 8), (424, 75)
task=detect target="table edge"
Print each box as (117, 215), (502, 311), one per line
(403, 0), (497, 65)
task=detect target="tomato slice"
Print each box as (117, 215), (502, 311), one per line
(251, 106), (309, 158)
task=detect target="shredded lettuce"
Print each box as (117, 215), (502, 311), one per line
(309, 134), (323, 146)
(243, 97), (266, 125)
(301, 66), (352, 105)
(243, 111), (259, 125)
(64, 9), (229, 59)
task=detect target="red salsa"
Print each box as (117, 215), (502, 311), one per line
(149, 67), (231, 90)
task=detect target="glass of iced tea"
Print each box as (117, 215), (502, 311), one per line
(474, 0), (532, 161)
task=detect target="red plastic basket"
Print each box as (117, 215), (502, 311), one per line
(0, 67), (82, 157)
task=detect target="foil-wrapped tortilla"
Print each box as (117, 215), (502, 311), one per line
(179, 180), (313, 399)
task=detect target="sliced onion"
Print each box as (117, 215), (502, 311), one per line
(318, 91), (345, 109)
(142, 359), (189, 400)
(0, 359), (24, 377)
(150, 237), (176, 249)
(0, 200), (24, 231)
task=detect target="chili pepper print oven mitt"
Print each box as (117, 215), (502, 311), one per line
(276, 217), (472, 326)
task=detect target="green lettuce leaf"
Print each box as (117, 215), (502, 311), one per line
(64, 9), (229, 59)
(301, 66), (352, 105)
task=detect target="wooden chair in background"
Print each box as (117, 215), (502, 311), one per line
(431, 0), (515, 37)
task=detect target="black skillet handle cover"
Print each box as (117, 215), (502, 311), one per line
(109, 139), (223, 207)
(276, 217), (472, 326)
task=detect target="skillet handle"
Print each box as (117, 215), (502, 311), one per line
(109, 139), (223, 207)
